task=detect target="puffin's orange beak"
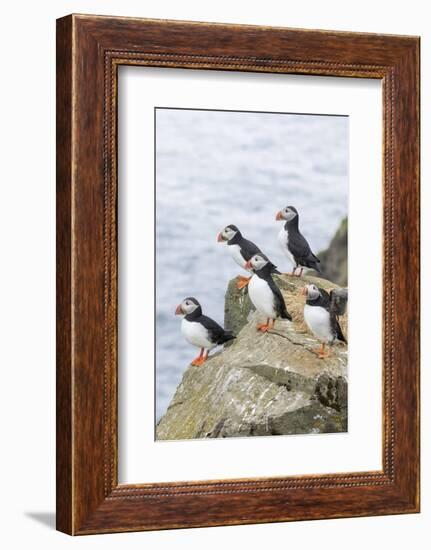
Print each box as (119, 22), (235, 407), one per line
(244, 260), (252, 270)
(301, 287), (308, 297)
(276, 211), (283, 221)
(217, 232), (224, 242)
(175, 304), (183, 315)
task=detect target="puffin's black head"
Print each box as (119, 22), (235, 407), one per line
(175, 297), (201, 316)
(276, 206), (298, 223)
(217, 224), (241, 243)
(245, 253), (270, 271)
(301, 284), (320, 300)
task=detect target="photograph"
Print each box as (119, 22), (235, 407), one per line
(155, 107), (349, 440)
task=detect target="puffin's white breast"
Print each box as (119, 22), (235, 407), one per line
(304, 304), (332, 342)
(277, 227), (295, 266)
(248, 275), (277, 319)
(181, 318), (216, 350)
(228, 244), (247, 269)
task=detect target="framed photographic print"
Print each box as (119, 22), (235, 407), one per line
(56, 14), (420, 534)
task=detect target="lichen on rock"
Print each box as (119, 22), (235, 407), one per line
(156, 274), (348, 440)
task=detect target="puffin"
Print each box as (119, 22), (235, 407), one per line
(301, 284), (347, 359)
(175, 297), (235, 366)
(217, 224), (280, 289)
(275, 206), (321, 276)
(244, 253), (292, 332)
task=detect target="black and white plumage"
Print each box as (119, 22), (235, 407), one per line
(276, 206), (321, 276)
(302, 284), (347, 358)
(175, 297), (235, 366)
(245, 253), (292, 332)
(218, 224), (280, 289)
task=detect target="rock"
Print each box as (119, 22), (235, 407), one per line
(223, 277), (255, 336)
(156, 274), (348, 440)
(316, 217), (348, 286)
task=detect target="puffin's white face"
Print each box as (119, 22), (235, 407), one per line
(218, 226), (237, 242)
(248, 254), (269, 271)
(303, 284), (320, 300)
(175, 298), (200, 315)
(276, 206), (297, 223)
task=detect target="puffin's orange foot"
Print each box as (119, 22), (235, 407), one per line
(191, 356), (207, 366)
(257, 319), (274, 332)
(236, 275), (251, 290)
(312, 344), (331, 359)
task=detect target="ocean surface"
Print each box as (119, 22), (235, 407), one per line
(155, 108), (348, 420)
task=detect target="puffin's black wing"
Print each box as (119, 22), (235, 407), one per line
(329, 289), (348, 343)
(239, 237), (281, 274)
(238, 237), (261, 262)
(198, 315), (236, 345)
(267, 278), (292, 321)
(268, 262), (281, 275)
(331, 317), (347, 343)
(288, 231), (321, 271)
(315, 287), (331, 311)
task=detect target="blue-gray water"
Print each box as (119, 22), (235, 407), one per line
(156, 108), (348, 420)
